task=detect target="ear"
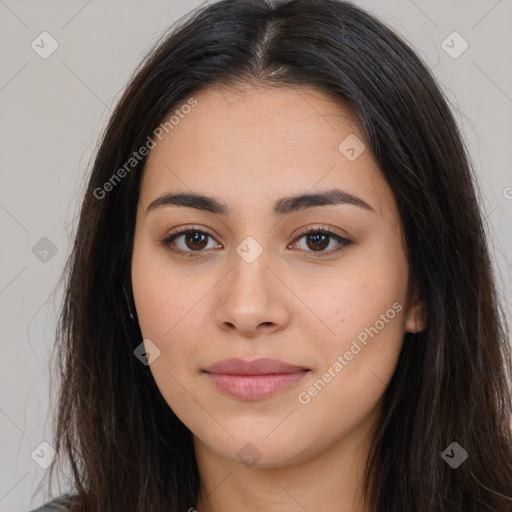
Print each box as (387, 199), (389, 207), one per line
(404, 287), (428, 333)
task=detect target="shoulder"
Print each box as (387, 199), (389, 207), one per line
(29, 495), (74, 512)
(29, 507), (62, 512)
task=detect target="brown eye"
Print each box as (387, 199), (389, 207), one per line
(161, 228), (220, 256)
(291, 228), (353, 258)
(183, 231), (209, 250)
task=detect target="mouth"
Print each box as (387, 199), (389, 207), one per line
(202, 358), (311, 400)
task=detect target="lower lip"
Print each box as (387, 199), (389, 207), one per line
(205, 371), (309, 400)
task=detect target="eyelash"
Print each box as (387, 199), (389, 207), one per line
(160, 224), (353, 259)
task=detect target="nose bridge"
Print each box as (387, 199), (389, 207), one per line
(213, 232), (290, 334)
(229, 234), (272, 295)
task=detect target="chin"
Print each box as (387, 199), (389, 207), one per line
(196, 428), (317, 469)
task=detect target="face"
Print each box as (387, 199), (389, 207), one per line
(131, 83), (425, 468)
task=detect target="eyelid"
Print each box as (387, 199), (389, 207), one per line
(164, 224), (217, 239)
(291, 224), (350, 243)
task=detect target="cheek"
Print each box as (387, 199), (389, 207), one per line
(133, 278), (198, 369)
(316, 264), (407, 340)
(132, 263), (202, 415)
(307, 253), (408, 385)
(296, 302), (405, 426)
(132, 241), (191, 340)
(131, 254), (209, 387)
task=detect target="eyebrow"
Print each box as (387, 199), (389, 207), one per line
(146, 188), (374, 216)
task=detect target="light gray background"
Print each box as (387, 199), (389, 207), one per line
(1, 1), (511, 510)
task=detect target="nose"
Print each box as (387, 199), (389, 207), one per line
(213, 247), (291, 338)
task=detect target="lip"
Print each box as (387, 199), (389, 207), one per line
(204, 357), (309, 375)
(203, 358), (310, 400)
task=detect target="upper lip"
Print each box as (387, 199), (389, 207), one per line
(203, 358), (310, 375)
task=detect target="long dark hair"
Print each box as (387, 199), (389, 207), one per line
(33, 0), (512, 510)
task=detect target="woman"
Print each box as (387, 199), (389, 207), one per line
(31, 0), (512, 511)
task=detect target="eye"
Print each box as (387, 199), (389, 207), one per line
(289, 226), (353, 258)
(160, 226), (220, 257)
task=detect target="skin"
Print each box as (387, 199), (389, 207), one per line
(131, 83), (426, 512)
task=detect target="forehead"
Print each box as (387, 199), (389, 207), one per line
(139, 84), (394, 218)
